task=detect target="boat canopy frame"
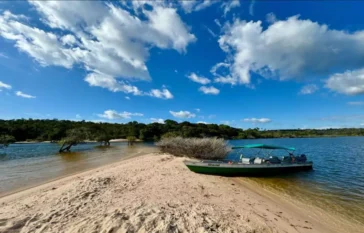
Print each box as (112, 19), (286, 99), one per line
(231, 144), (295, 151)
(230, 144), (296, 161)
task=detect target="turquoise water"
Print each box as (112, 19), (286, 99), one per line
(0, 142), (156, 196)
(228, 137), (364, 225)
(1, 137), (363, 225)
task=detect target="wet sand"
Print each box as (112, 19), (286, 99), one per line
(1, 153), (362, 233)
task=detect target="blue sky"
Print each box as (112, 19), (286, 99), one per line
(1, 0), (364, 129)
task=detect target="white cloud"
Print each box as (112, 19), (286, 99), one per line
(221, 0), (240, 17)
(214, 19), (221, 28)
(84, 73), (142, 95)
(85, 73), (173, 99)
(266, 12), (277, 24)
(0, 81), (11, 90)
(299, 84), (319, 95)
(195, 108), (201, 112)
(147, 88), (174, 99)
(220, 120), (231, 125)
(98, 110), (143, 120)
(197, 121), (207, 124)
(150, 118), (164, 124)
(125, 96), (130, 100)
(169, 110), (196, 119)
(348, 101), (364, 106)
(0, 52), (9, 59)
(16, 91), (36, 99)
(243, 118), (271, 123)
(76, 114), (81, 119)
(361, 123), (364, 126)
(199, 86), (220, 95)
(317, 115), (364, 122)
(181, 0), (217, 13)
(0, 3), (195, 97)
(326, 69), (364, 95)
(215, 15), (364, 87)
(187, 72), (211, 84)
(205, 26), (217, 38)
(249, 0), (255, 16)
(60, 34), (77, 46)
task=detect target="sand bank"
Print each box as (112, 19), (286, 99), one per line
(0, 153), (361, 233)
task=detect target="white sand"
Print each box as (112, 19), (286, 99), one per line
(0, 153), (361, 233)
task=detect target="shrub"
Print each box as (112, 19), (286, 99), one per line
(156, 137), (231, 160)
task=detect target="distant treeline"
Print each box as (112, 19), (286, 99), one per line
(0, 119), (364, 142)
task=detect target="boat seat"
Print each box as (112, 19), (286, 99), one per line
(254, 158), (263, 164)
(241, 158), (250, 164)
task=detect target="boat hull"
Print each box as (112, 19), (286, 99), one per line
(184, 161), (313, 176)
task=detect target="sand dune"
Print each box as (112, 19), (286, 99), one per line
(0, 153), (361, 233)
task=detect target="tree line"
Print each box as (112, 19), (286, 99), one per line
(1, 119), (364, 144)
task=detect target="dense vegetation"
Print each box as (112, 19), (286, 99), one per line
(157, 137), (230, 159)
(0, 119), (364, 143)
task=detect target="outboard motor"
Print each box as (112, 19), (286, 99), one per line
(297, 154), (307, 163)
(294, 154), (307, 163)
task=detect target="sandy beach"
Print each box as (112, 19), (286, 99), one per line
(0, 153), (362, 233)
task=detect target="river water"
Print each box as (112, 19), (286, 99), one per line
(229, 137), (364, 226)
(0, 142), (156, 196)
(1, 137), (363, 226)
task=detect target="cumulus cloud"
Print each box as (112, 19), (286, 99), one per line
(326, 69), (364, 95)
(0, 2), (195, 97)
(84, 73), (142, 95)
(169, 110), (196, 119)
(16, 91), (36, 98)
(187, 73), (211, 84)
(243, 118), (271, 123)
(147, 88), (174, 99)
(150, 118), (164, 124)
(299, 84), (319, 95)
(214, 15), (364, 88)
(98, 110), (143, 120)
(199, 86), (220, 95)
(125, 96), (130, 100)
(0, 81), (11, 90)
(197, 121), (207, 124)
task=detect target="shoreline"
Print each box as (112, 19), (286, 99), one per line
(12, 135), (364, 144)
(1, 153), (362, 232)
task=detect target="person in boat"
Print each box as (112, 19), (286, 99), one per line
(289, 152), (295, 163)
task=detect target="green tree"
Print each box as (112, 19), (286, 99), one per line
(59, 128), (90, 153)
(0, 135), (16, 148)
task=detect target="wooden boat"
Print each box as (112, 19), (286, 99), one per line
(184, 144), (313, 176)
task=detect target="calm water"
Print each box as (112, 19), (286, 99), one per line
(0, 142), (156, 196)
(228, 137), (364, 225)
(1, 138), (363, 226)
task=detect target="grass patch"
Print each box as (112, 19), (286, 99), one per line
(156, 137), (231, 160)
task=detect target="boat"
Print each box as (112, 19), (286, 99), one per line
(184, 144), (313, 176)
